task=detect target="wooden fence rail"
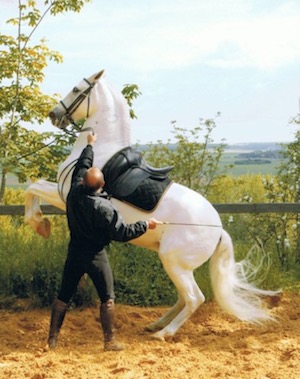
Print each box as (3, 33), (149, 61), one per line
(1, 203), (300, 215)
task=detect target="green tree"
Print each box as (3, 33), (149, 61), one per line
(144, 115), (229, 195)
(271, 114), (300, 265)
(0, 0), (91, 203)
(241, 114), (300, 269)
(121, 84), (142, 120)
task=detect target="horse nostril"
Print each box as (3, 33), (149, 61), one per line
(48, 111), (55, 119)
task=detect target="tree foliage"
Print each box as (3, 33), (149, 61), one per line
(121, 84), (142, 120)
(0, 0), (92, 203)
(144, 115), (230, 195)
(267, 114), (300, 266)
(236, 114), (300, 269)
(0, 0), (142, 204)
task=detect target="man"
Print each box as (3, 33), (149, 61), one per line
(47, 133), (160, 351)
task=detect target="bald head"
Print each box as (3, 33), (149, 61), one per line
(83, 167), (105, 192)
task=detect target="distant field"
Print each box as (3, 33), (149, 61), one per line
(5, 143), (283, 189)
(220, 153), (281, 176)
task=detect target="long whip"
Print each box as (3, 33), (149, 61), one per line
(160, 222), (222, 228)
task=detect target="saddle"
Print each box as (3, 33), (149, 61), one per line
(102, 147), (173, 211)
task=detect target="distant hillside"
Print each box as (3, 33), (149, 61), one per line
(137, 141), (285, 176)
(223, 142), (283, 152)
(137, 142), (284, 152)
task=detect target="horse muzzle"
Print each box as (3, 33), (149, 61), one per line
(48, 108), (71, 129)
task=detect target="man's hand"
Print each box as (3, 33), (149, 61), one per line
(87, 132), (97, 146)
(147, 218), (163, 230)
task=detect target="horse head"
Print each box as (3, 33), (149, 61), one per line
(48, 69), (105, 129)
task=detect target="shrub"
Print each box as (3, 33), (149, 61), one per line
(1, 187), (299, 310)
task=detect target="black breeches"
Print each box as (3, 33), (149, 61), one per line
(57, 248), (115, 304)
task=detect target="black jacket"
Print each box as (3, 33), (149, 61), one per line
(66, 144), (148, 252)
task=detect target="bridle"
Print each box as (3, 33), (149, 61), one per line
(57, 78), (96, 201)
(58, 78), (95, 134)
(15, 79), (95, 162)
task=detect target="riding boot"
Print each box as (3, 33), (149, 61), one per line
(100, 299), (124, 351)
(47, 298), (68, 349)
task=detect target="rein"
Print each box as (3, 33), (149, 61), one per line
(57, 158), (78, 202)
(15, 126), (95, 162)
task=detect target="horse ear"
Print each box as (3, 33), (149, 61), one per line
(95, 69), (105, 81)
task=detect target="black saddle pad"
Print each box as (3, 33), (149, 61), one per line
(102, 147), (173, 211)
(120, 176), (172, 211)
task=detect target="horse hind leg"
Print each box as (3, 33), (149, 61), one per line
(150, 268), (205, 341)
(145, 296), (185, 333)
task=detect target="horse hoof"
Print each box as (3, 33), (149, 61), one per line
(145, 322), (163, 333)
(145, 325), (155, 332)
(36, 218), (51, 238)
(150, 332), (165, 342)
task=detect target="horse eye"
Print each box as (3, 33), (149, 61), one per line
(73, 87), (80, 93)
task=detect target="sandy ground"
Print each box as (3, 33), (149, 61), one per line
(0, 293), (299, 379)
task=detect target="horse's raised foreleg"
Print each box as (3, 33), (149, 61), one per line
(25, 180), (66, 238)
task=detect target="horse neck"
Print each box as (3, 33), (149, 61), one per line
(84, 116), (131, 169)
(73, 82), (132, 168)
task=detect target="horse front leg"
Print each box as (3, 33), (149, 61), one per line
(25, 180), (66, 238)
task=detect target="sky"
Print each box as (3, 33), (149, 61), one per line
(1, 0), (300, 145)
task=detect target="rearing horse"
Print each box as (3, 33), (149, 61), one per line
(25, 69), (278, 340)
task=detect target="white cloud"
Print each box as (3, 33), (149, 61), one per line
(2, 0), (299, 73)
(1, 0), (299, 144)
(49, 0), (300, 73)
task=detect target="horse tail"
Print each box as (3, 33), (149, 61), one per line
(209, 229), (279, 324)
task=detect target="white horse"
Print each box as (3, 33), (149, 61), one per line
(25, 69), (278, 340)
